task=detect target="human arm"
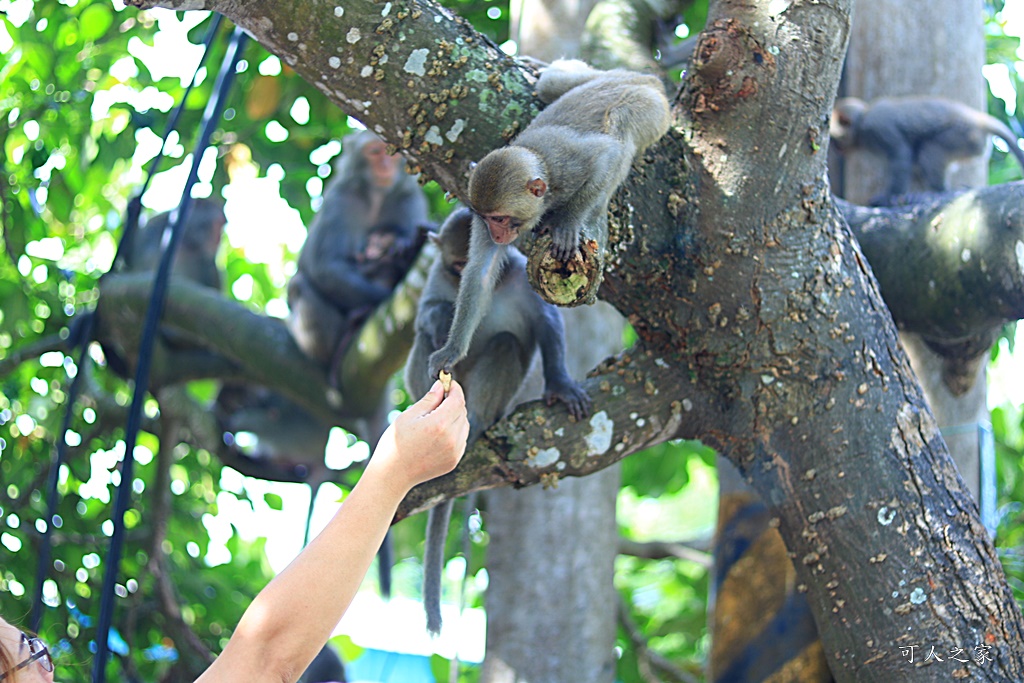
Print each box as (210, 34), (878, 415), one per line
(194, 380), (469, 683)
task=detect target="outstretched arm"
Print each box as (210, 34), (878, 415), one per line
(428, 216), (507, 377)
(195, 381), (469, 683)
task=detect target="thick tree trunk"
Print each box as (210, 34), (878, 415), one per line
(479, 12), (625, 683)
(711, 2), (994, 681)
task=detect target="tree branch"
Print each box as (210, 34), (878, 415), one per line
(841, 184), (1024, 342)
(619, 537), (713, 568)
(396, 350), (720, 519)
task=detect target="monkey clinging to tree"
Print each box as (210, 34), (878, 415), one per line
(428, 59), (671, 381)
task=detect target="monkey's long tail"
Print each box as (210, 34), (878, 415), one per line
(424, 500), (455, 635)
(987, 118), (1024, 175)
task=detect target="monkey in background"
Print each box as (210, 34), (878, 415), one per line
(287, 131), (430, 372)
(406, 207), (591, 635)
(428, 59), (670, 381)
(129, 197), (227, 290)
(98, 198), (227, 377)
(215, 381), (396, 595)
(830, 96), (1024, 204)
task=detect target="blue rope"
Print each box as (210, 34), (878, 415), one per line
(29, 13), (224, 635)
(90, 24), (249, 683)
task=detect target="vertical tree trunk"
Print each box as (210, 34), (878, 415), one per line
(481, 304), (625, 683)
(479, 7), (626, 682)
(711, 2), (990, 681)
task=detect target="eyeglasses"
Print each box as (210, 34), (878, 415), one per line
(0, 632), (53, 680)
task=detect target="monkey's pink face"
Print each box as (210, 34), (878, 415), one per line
(483, 214), (521, 245)
(362, 140), (401, 187)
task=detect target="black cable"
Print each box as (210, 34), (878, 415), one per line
(91, 25), (249, 683)
(28, 13), (224, 635)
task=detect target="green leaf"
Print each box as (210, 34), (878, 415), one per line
(78, 5), (114, 43)
(263, 492), (284, 510)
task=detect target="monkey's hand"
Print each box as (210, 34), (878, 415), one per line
(544, 379), (592, 421)
(428, 345), (464, 382)
(548, 221), (583, 262)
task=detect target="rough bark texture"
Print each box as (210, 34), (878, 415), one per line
(484, 12), (625, 679)
(124, 0), (1024, 679)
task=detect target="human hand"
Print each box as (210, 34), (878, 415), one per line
(370, 379), (469, 495)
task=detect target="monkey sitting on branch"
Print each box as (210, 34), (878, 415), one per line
(287, 130), (430, 380)
(830, 96), (1024, 204)
(405, 207), (592, 635)
(427, 58), (671, 380)
(97, 197), (229, 380)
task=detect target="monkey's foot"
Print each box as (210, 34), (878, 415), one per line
(549, 228), (580, 262)
(545, 381), (592, 420)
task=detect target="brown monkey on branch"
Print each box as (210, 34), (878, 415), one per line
(428, 59), (670, 380)
(830, 96), (1024, 203)
(287, 131), (430, 372)
(406, 207), (591, 635)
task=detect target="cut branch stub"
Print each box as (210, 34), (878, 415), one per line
(525, 233), (603, 306)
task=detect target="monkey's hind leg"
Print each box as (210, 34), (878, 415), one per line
(286, 275), (346, 366)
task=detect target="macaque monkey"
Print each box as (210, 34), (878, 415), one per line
(287, 131), (430, 371)
(830, 96), (1024, 202)
(100, 198), (227, 377)
(469, 59), (671, 259)
(405, 207), (592, 634)
(129, 198), (226, 290)
(429, 59), (670, 380)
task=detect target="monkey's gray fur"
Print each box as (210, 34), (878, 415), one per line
(405, 207), (591, 635)
(130, 197), (226, 291)
(287, 130), (429, 367)
(830, 96), (1024, 203)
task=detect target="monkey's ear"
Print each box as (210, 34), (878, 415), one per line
(428, 231), (441, 245)
(526, 178), (547, 198)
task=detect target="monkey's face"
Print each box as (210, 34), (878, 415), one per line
(362, 139), (402, 188)
(829, 98), (866, 149)
(468, 147), (547, 245)
(481, 214), (524, 245)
